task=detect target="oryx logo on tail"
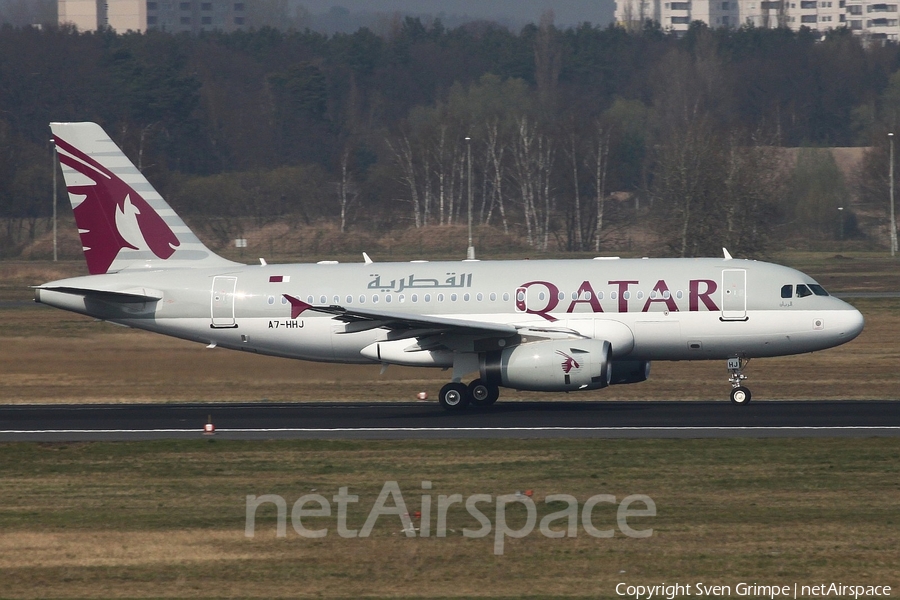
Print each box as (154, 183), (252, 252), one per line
(53, 136), (180, 274)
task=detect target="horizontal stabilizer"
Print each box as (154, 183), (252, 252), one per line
(35, 286), (162, 304)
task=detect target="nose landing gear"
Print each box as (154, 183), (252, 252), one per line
(727, 357), (752, 404)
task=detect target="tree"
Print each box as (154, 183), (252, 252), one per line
(790, 148), (849, 240)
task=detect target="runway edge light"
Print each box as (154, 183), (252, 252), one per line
(203, 414), (216, 435)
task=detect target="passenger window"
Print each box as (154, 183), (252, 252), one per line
(424, 294), (431, 302)
(781, 285), (792, 299)
(503, 292), (510, 302)
(796, 284), (812, 298)
(490, 292), (496, 301)
(412, 294), (418, 303)
(809, 284), (829, 297)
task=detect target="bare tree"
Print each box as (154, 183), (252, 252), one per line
(590, 122), (611, 253)
(534, 11), (561, 114)
(386, 133), (422, 228)
(511, 117), (555, 250)
(336, 145), (359, 233)
(482, 119), (509, 234)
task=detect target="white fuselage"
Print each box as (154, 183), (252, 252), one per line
(36, 257), (865, 366)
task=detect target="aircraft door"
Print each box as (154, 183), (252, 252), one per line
(211, 276), (238, 328)
(721, 269), (747, 321)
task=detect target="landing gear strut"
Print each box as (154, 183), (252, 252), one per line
(727, 357), (751, 405)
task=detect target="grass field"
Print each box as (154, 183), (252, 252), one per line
(0, 254), (898, 599)
(0, 438), (898, 599)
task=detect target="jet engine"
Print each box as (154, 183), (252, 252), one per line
(609, 360), (651, 385)
(480, 339), (611, 392)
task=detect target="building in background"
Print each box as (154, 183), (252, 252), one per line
(615, 0), (899, 41)
(58, 0), (251, 33)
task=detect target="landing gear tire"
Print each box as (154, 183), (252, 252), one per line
(730, 386), (752, 405)
(439, 382), (470, 411)
(469, 379), (500, 407)
(727, 357), (751, 405)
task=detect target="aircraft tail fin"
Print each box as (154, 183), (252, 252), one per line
(50, 122), (237, 274)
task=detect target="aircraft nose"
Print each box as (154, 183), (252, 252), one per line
(838, 307), (865, 341)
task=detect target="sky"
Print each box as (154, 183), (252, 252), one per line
(298, 0), (615, 28)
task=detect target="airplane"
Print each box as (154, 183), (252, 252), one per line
(35, 122), (865, 410)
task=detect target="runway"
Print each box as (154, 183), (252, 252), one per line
(1, 400), (899, 441)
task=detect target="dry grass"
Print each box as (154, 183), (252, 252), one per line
(0, 438), (897, 599)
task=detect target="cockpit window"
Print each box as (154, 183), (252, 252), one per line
(796, 284), (813, 298)
(782, 283), (830, 299)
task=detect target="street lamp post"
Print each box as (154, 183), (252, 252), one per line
(838, 207), (844, 242)
(465, 136), (475, 260)
(890, 133), (898, 257)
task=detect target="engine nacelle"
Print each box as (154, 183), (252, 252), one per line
(609, 360), (651, 385)
(480, 339), (611, 392)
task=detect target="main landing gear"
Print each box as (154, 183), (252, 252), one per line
(438, 379), (500, 410)
(727, 357), (752, 405)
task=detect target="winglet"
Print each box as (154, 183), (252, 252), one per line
(363, 252), (373, 264)
(283, 294), (313, 319)
(723, 248), (733, 260)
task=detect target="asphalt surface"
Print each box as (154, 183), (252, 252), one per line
(1, 400), (898, 441)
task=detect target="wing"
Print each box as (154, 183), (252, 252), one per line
(283, 294), (517, 337)
(281, 294), (590, 355)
